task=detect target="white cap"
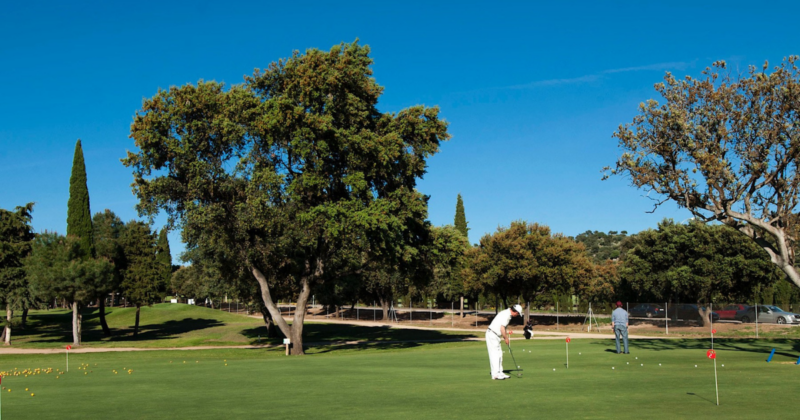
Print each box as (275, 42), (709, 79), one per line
(512, 304), (523, 314)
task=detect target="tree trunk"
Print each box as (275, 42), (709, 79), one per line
(523, 302), (531, 326)
(133, 305), (141, 337)
(109, 291), (116, 307)
(697, 304), (713, 328)
(460, 295), (464, 318)
(4, 305), (12, 346)
(21, 307), (28, 330)
(251, 259), (321, 356)
(72, 301), (82, 346)
(380, 298), (390, 321)
(99, 297), (111, 337)
(260, 306), (277, 338)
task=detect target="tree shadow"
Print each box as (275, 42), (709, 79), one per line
(592, 338), (800, 359)
(240, 322), (478, 352)
(15, 309), (223, 344)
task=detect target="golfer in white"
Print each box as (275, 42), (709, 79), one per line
(486, 304), (522, 380)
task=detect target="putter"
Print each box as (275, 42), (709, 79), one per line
(506, 342), (523, 377)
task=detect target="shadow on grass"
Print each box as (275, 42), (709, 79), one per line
(241, 322), (479, 353)
(15, 309), (223, 344)
(590, 337), (800, 359)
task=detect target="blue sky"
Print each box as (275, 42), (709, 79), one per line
(2, 0), (799, 263)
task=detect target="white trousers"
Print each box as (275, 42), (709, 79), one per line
(485, 330), (504, 377)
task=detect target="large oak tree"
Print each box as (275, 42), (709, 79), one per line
(608, 57), (800, 288)
(123, 41), (449, 354)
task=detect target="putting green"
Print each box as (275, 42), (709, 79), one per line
(0, 338), (796, 419)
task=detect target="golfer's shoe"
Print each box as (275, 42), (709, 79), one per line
(501, 373), (510, 379)
(492, 375), (506, 380)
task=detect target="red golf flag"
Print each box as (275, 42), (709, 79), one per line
(566, 337), (571, 343)
(66, 345), (72, 350)
(712, 329), (717, 334)
(707, 349), (716, 359)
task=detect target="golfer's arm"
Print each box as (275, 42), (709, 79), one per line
(500, 325), (508, 342)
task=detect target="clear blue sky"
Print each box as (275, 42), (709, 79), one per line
(2, 1), (799, 263)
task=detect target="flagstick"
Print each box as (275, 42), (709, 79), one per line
(1, 375), (3, 420)
(714, 356), (719, 406)
(566, 341), (569, 369)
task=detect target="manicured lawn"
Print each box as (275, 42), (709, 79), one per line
(1, 337), (797, 419)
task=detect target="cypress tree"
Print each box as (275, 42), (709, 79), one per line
(67, 139), (94, 259)
(454, 194), (469, 240)
(156, 227), (172, 291)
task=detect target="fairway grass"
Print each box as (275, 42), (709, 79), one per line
(1, 338), (797, 419)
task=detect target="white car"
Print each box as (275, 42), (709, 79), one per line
(735, 305), (800, 324)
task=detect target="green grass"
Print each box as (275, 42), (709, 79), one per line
(1, 337), (798, 419)
(10, 304), (479, 349)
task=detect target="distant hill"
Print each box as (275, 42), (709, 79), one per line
(573, 230), (630, 262)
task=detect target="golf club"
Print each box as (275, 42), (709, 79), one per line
(506, 342), (523, 377)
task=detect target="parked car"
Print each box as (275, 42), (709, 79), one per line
(667, 304), (720, 323)
(735, 305), (800, 324)
(716, 304), (750, 320)
(629, 303), (666, 318)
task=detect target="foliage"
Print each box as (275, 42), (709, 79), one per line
(618, 219), (783, 306)
(0, 203), (36, 334)
(67, 139), (94, 260)
(26, 232), (113, 306)
(574, 230), (629, 262)
(156, 227), (172, 290)
(119, 221), (163, 307)
(607, 57), (800, 288)
(426, 225), (470, 301)
(93, 210), (125, 293)
(123, 41), (449, 354)
(469, 221), (592, 321)
(454, 194), (469, 241)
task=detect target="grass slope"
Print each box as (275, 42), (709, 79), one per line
(0, 338), (797, 419)
(10, 304), (478, 349)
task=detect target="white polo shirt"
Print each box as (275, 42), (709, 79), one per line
(488, 308), (514, 336)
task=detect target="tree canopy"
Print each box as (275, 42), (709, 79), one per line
(26, 232), (113, 345)
(0, 203), (35, 345)
(469, 221), (592, 324)
(123, 41), (450, 354)
(618, 219), (782, 324)
(607, 57), (800, 289)
(67, 140), (94, 260)
(454, 194), (469, 241)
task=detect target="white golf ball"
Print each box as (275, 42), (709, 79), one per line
(640, 364), (643, 366)
(626, 362), (629, 365)
(695, 365), (697, 367)
(721, 364), (724, 367)
(612, 367), (615, 370)
(579, 353), (581, 355)
(553, 368), (556, 371)
(659, 363), (661, 366)
(635, 357), (638, 360)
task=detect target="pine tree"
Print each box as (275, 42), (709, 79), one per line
(454, 194), (469, 240)
(67, 139), (94, 260)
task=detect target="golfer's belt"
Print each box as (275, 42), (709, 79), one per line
(487, 328), (501, 337)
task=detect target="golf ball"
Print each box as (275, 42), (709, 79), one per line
(659, 364), (661, 366)
(612, 367), (615, 370)
(579, 353), (581, 355)
(553, 368), (556, 371)
(626, 362), (629, 365)
(695, 365), (698, 367)
(721, 364), (724, 367)
(635, 357), (638, 359)
(640, 364), (643, 366)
